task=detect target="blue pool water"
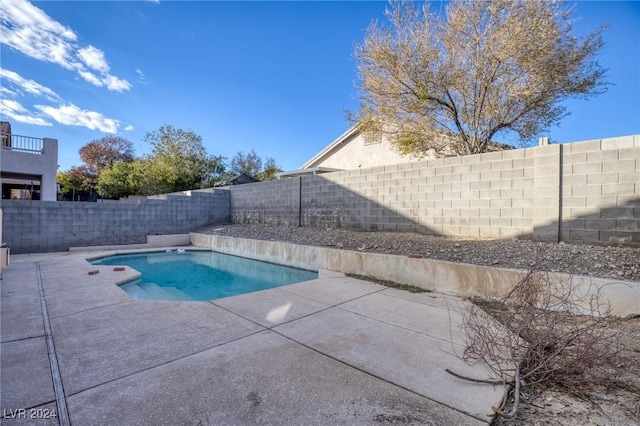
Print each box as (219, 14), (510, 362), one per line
(91, 251), (318, 301)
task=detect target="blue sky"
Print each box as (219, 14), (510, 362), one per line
(1, 1), (639, 173)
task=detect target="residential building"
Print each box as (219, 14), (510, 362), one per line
(277, 126), (420, 178)
(0, 121), (58, 201)
(215, 173), (260, 187)
(278, 125), (513, 178)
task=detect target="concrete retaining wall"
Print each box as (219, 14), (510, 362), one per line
(2, 191), (230, 253)
(230, 135), (640, 245)
(191, 233), (640, 317)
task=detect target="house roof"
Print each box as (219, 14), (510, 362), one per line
(276, 167), (344, 179)
(299, 124), (514, 171)
(215, 172), (259, 186)
(300, 125), (360, 169)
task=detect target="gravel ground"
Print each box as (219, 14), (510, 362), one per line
(197, 224), (640, 282)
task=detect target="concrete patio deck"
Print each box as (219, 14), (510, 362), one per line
(1, 249), (506, 425)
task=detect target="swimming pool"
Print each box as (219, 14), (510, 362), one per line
(91, 251), (318, 301)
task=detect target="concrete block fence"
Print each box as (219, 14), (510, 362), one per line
(1, 190), (230, 253)
(1, 135), (637, 253)
(230, 135), (640, 245)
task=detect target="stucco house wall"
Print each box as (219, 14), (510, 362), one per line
(1, 137), (58, 201)
(302, 127), (420, 170)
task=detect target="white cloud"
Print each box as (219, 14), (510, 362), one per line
(0, 68), (124, 133)
(1, 0), (131, 92)
(0, 69), (125, 134)
(0, 86), (18, 96)
(0, 99), (52, 126)
(124, 124), (134, 131)
(77, 45), (110, 73)
(135, 68), (149, 84)
(35, 104), (120, 133)
(0, 68), (61, 101)
(0, 0), (77, 68)
(1, 99), (124, 132)
(104, 75), (132, 92)
(0, 3), (131, 133)
(78, 70), (104, 87)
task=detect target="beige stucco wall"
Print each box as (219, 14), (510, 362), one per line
(309, 132), (420, 170)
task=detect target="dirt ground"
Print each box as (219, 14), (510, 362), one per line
(483, 311), (640, 426)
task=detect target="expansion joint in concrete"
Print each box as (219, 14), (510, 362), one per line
(269, 327), (486, 423)
(35, 261), (70, 426)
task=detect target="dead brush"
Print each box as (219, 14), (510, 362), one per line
(449, 269), (631, 419)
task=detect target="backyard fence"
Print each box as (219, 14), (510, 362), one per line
(230, 135), (640, 245)
(1, 135), (638, 253)
(1, 190), (230, 253)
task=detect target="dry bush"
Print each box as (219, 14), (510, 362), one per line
(452, 270), (629, 418)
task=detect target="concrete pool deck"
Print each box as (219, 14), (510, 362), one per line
(1, 249), (506, 425)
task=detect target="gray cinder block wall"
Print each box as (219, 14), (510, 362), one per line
(560, 137), (639, 244)
(2, 135), (636, 253)
(231, 178), (301, 226)
(230, 135), (640, 245)
(1, 191), (230, 253)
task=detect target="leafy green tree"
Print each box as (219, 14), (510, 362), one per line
(67, 125), (228, 199)
(97, 162), (136, 199)
(256, 157), (283, 181)
(60, 135), (134, 198)
(143, 125), (225, 192)
(354, 0), (607, 155)
(56, 170), (74, 198)
(57, 166), (97, 200)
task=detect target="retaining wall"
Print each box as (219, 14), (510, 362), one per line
(230, 135), (640, 245)
(1, 191), (230, 253)
(192, 233), (640, 317)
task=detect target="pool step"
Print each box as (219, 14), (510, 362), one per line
(138, 283), (184, 300)
(162, 286), (195, 301)
(120, 282), (195, 301)
(120, 283), (156, 301)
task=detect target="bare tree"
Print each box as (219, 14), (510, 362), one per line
(230, 150), (263, 177)
(230, 150), (282, 181)
(354, 0), (607, 156)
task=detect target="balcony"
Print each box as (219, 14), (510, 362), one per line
(2, 133), (44, 154)
(0, 132), (58, 201)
